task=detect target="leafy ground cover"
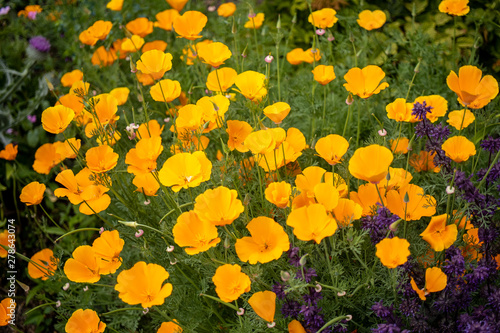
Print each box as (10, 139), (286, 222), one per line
(1, 0), (500, 332)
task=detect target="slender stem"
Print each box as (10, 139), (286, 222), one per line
(343, 101), (352, 138)
(101, 307), (144, 316)
(25, 302), (58, 316)
(40, 205), (65, 231)
(200, 293), (239, 311)
(55, 228), (100, 242)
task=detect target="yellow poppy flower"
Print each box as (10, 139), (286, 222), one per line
(265, 181), (292, 208)
(413, 95), (448, 123)
(438, 0), (470, 16)
(375, 237), (411, 268)
(420, 214), (458, 252)
(441, 136), (476, 163)
(348, 144), (393, 184)
(0, 143), (18, 161)
(106, 0), (123, 11)
(234, 71), (267, 102)
(447, 109), (475, 130)
(173, 211), (220, 255)
(20, 181), (45, 206)
(193, 186), (244, 226)
(136, 50), (173, 81)
(386, 98), (415, 122)
(206, 67), (237, 92)
(218, 3), (236, 17)
(344, 65), (389, 99)
(142, 40), (168, 53)
(158, 151), (212, 192)
(92, 230), (124, 275)
(357, 10), (386, 30)
(286, 204), (338, 244)
(173, 11), (208, 40)
(312, 65), (336, 85)
(315, 134), (349, 165)
(198, 42), (232, 68)
(0, 298), (15, 327)
(150, 79), (182, 102)
(41, 105), (75, 134)
(263, 102), (291, 124)
(61, 69), (83, 87)
(133, 173), (160, 196)
(226, 120), (252, 152)
(28, 249), (58, 281)
(115, 261), (173, 308)
(410, 267), (447, 300)
(126, 17), (154, 38)
(85, 145), (119, 173)
(386, 184), (436, 221)
(155, 9), (180, 31)
(157, 321), (183, 333)
(248, 291), (276, 323)
(212, 264), (251, 302)
(244, 13), (265, 29)
(308, 8), (338, 29)
(167, 0), (188, 11)
(333, 198), (363, 227)
(235, 217), (290, 264)
(65, 309), (106, 333)
(446, 65), (499, 108)
(64, 245), (101, 283)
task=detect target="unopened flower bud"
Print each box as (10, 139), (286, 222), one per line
(446, 186), (455, 194)
(299, 254), (308, 267)
(276, 15), (281, 29)
(281, 271), (291, 282)
(403, 192), (410, 203)
(224, 237), (231, 249)
(316, 29), (326, 36)
(119, 221), (138, 228)
(135, 229), (144, 237)
(386, 172), (391, 181)
(45, 78), (54, 91)
(327, 32), (335, 42)
(378, 129), (387, 136)
(346, 94), (354, 105)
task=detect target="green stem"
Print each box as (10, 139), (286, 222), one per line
(101, 307), (144, 316)
(200, 293), (239, 311)
(55, 228), (100, 242)
(25, 302), (57, 316)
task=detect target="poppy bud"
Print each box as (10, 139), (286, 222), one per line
(299, 254), (308, 267)
(276, 15), (281, 29)
(224, 237), (231, 249)
(403, 192), (410, 203)
(281, 271), (291, 282)
(346, 94), (354, 105)
(119, 220), (138, 228)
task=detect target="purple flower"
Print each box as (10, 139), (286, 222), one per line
(272, 283), (287, 300)
(361, 206), (398, 244)
(281, 299), (301, 318)
(0, 6), (10, 15)
(296, 267), (317, 283)
(411, 101), (433, 121)
(27, 115), (37, 123)
(287, 247), (301, 267)
(480, 136), (500, 155)
(29, 36), (51, 53)
(372, 323), (402, 333)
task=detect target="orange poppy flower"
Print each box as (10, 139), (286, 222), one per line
(181, 39), (212, 65)
(263, 102), (291, 124)
(218, 3), (236, 17)
(350, 183), (387, 216)
(420, 214), (458, 252)
(85, 94), (119, 135)
(133, 173), (160, 196)
(155, 9), (180, 31)
(88, 20), (113, 40)
(248, 291), (276, 323)
(313, 182), (340, 212)
(447, 109), (475, 130)
(33, 143), (63, 174)
(212, 264), (251, 302)
(409, 151), (440, 173)
(198, 42), (232, 68)
(79, 30), (99, 46)
(333, 198), (363, 227)
(121, 35), (145, 53)
(92, 230), (124, 275)
(106, 0), (123, 11)
(173, 211), (220, 255)
(390, 137), (409, 154)
(18, 5), (42, 18)
(0, 143), (18, 161)
(413, 95), (448, 123)
(86, 145), (118, 173)
(438, 0), (470, 16)
(137, 119), (164, 139)
(207, 67), (237, 92)
(142, 40), (168, 53)
(193, 186), (244, 226)
(441, 136), (476, 163)
(446, 65), (499, 108)
(196, 95), (230, 132)
(386, 98), (415, 122)
(41, 105), (75, 134)
(56, 94), (84, 120)
(61, 69), (84, 87)
(158, 151), (212, 192)
(265, 181), (291, 208)
(64, 245), (101, 283)
(70, 80), (90, 96)
(295, 166), (331, 199)
(286, 48), (306, 65)
(235, 217), (290, 264)
(410, 267), (447, 301)
(0, 230), (10, 258)
(288, 320), (307, 333)
(150, 79), (182, 102)
(244, 13), (265, 29)
(357, 10), (386, 30)
(20, 181), (46, 206)
(386, 184), (436, 221)
(28, 248), (58, 281)
(348, 144), (393, 184)
(136, 50), (173, 81)
(226, 120), (252, 152)
(308, 8), (338, 29)
(315, 134), (349, 165)
(375, 237), (411, 268)
(65, 309), (106, 333)
(109, 87), (130, 105)
(0, 298), (15, 327)
(312, 65), (336, 85)
(157, 321), (183, 333)
(136, 71), (155, 86)
(167, 0), (188, 11)
(173, 11), (208, 40)
(344, 65), (389, 99)
(91, 46), (117, 67)
(126, 17), (154, 37)
(115, 261), (173, 308)
(56, 138), (81, 159)
(234, 71), (267, 102)
(287, 204), (338, 244)
(379, 167), (413, 191)
(302, 48), (322, 64)
(244, 130), (275, 155)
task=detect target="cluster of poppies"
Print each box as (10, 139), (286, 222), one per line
(1, 0), (499, 331)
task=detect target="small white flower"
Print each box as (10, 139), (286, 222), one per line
(142, 308), (149, 314)
(167, 245), (175, 252)
(267, 322), (276, 328)
(265, 55), (274, 63)
(446, 186), (455, 194)
(237, 308), (245, 316)
(378, 129), (387, 137)
(346, 314), (352, 321)
(208, 5), (216, 12)
(62, 283), (70, 291)
(56, 300), (61, 308)
(83, 286), (89, 292)
(144, 199), (151, 205)
(315, 284), (322, 292)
